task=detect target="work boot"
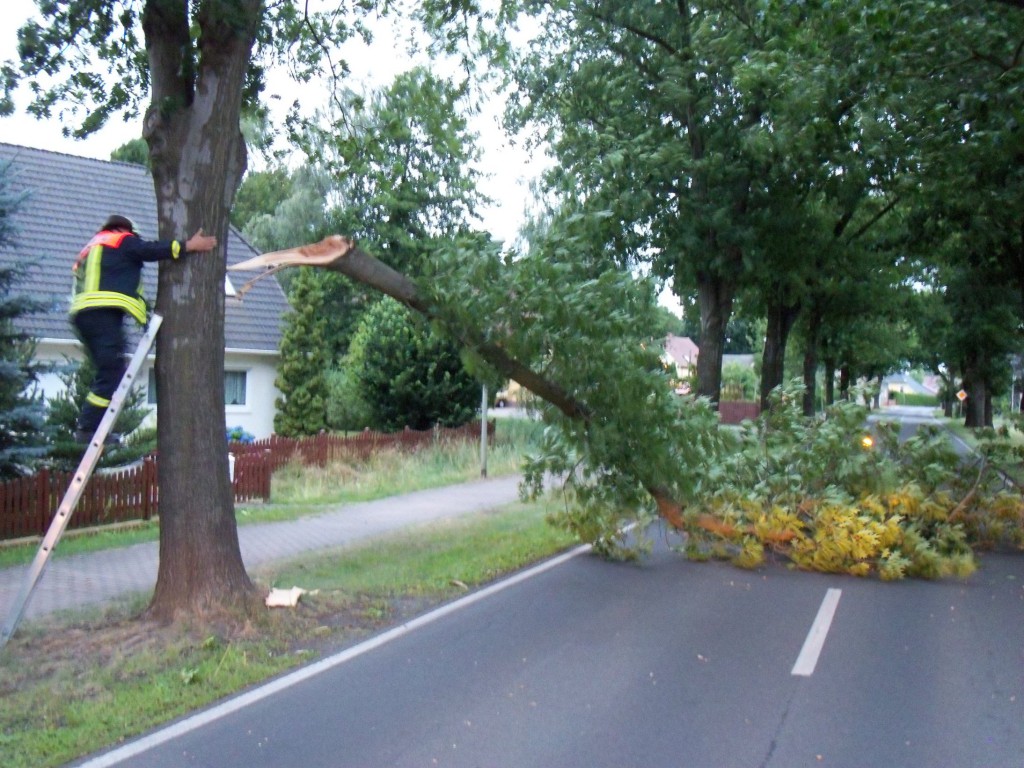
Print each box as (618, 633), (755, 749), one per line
(74, 430), (122, 446)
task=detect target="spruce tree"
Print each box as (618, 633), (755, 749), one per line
(274, 268), (331, 436)
(0, 160), (50, 477)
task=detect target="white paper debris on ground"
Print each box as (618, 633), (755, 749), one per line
(265, 586), (316, 608)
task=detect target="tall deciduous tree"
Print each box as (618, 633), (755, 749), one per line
(2, 0), (379, 620)
(502, 1), (773, 404)
(895, 1), (1024, 425)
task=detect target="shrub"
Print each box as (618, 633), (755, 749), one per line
(226, 426), (255, 444)
(347, 298), (480, 431)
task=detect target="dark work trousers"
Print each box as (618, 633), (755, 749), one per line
(72, 308), (128, 433)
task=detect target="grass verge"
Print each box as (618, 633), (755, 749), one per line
(0, 497), (575, 768)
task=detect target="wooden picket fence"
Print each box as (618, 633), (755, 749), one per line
(719, 400), (761, 424)
(0, 421), (492, 541)
(228, 421), (494, 472)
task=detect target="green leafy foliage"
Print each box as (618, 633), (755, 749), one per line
(109, 139), (149, 167)
(721, 363), (757, 401)
(345, 297), (481, 432)
(231, 166), (295, 232)
(0, 301), (48, 477)
(324, 363), (373, 432)
(673, 386), (1007, 579)
(419, 226), (729, 556)
(320, 67), (487, 271)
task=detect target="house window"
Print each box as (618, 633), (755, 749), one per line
(225, 371), (247, 406)
(148, 369), (248, 406)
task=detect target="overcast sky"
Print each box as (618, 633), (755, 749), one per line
(0, 2), (683, 315)
(0, 0), (539, 245)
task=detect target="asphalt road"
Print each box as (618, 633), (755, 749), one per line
(75, 539), (1023, 768)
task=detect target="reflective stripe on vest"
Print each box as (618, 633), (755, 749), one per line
(70, 230), (147, 324)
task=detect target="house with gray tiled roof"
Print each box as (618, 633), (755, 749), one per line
(663, 334), (698, 393)
(0, 142), (289, 439)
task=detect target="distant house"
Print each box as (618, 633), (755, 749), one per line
(722, 353), (755, 370)
(0, 143), (289, 439)
(663, 334), (699, 392)
(882, 372), (938, 401)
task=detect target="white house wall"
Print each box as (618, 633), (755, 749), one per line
(223, 351), (281, 439)
(33, 340), (281, 440)
(33, 340), (83, 401)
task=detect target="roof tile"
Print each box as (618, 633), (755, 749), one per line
(0, 143), (288, 352)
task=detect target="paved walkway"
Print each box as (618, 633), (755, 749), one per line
(0, 475), (522, 624)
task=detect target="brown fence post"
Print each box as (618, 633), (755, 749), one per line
(35, 468), (50, 536)
(142, 456), (157, 520)
(262, 449), (272, 500)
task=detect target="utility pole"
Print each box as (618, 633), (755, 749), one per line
(480, 384), (488, 478)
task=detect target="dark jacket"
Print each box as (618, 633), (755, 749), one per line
(70, 229), (184, 324)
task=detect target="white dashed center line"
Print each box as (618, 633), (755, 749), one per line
(792, 588), (842, 677)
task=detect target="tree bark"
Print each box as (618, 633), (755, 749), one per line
(801, 305), (823, 416)
(823, 357), (836, 405)
(964, 380), (987, 427)
(962, 350), (988, 428)
(694, 270), (736, 406)
(802, 324), (819, 417)
(760, 300), (800, 410)
(143, 1), (263, 621)
(839, 365), (851, 401)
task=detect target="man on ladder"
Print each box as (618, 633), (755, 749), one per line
(70, 214), (218, 443)
(0, 216), (220, 650)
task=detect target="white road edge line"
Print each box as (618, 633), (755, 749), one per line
(791, 587), (842, 677)
(76, 543), (593, 768)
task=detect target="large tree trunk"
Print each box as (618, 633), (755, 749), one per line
(962, 351), (988, 428)
(839, 365), (851, 401)
(801, 307), (823, 416)
(143, 2), (263, 621)
(964, 379), (987, 427)
(823, 357), (836, 405)
(760, 300), (800, 410)
(694, 270), (736, 406)
(943, 387), (954, 418)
